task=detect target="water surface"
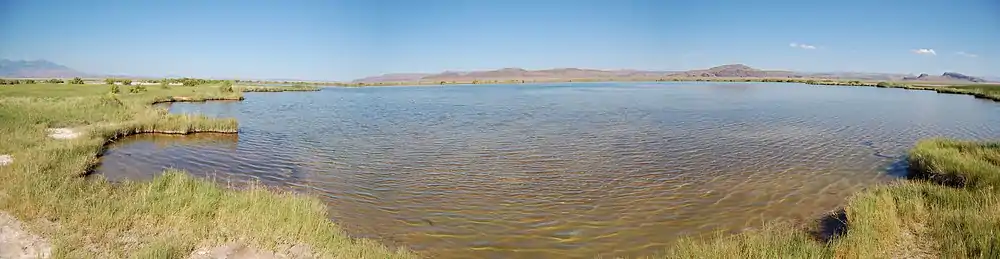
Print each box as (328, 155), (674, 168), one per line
(98, 82), (1000, 258)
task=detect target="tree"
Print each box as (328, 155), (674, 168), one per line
(69, 77), (85, 84)
(105, 78), (115, 85)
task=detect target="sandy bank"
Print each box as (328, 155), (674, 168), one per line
(0, 212), (51, 259)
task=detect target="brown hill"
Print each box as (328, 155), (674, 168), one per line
(677, 64), (774, 77)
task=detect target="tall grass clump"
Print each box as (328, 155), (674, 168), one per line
(666, 222), (832, 259)
(221, 80), (234, 93)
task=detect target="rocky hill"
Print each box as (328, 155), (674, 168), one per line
(902, 72), (986, 83)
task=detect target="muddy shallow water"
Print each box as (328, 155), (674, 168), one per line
(98, 82), (1000, 258)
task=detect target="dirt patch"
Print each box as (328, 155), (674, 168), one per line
(188, 243), (314, 259)
(0, 155), (11, 166)
(46, 128), (81, 140)
(0, 212), (51, 259)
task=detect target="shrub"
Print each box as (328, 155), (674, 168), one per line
(46, 79), (64, 84)
(69, 77), (85, 84)
(109, 84), (120, 94)
(128, 85), (147, 93)
(221, 81), (234, 93)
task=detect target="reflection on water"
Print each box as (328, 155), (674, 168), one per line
(96, 83), (1000, 258)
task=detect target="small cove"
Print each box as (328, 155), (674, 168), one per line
(97, 82), (1000, 258)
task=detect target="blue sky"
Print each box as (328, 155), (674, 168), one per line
(1, 0), (997, 80)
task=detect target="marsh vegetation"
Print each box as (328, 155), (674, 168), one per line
(0, 83), (415, 258)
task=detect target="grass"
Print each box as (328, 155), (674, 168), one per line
(236, 84), (321, 92)
(810, 81), (1000, 102)
(0, 83), (415, 258)
(665, 139), (1000, 258)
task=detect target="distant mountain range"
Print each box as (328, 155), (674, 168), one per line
(355, 64), (993, 84)
(0, 59), (89, 78)
(1, 59), (993, 84)
(902, 72), (987, 83)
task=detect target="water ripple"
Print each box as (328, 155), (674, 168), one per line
(97, 82), (1000, 258)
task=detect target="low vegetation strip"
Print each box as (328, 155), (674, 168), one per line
(0, 83), (415, 258)
(236, 85), (321, 92)
(665, 139), (1000, 259)
(805, 81), (1000, 102)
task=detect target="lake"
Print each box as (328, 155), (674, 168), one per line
(97, 82), (1000, 258)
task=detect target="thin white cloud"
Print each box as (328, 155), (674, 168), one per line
(956, 51), (978, 58)
(912, 48), (936, 55)
(789, 42), (817, 50)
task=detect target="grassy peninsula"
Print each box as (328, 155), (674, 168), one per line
(806, 81), (1000, 102)
(0, 83), (414, 258)
(236, 84), (322, 92)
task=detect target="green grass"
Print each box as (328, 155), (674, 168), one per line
(236, 84), (321, 92)
(0, 83), (415, 258)
(928, 84), (1000, 94)
(664, 139), (1000, 258)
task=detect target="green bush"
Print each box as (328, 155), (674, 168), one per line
(69, 77), (85, 84)
(128, 85), (147, 93)
(109, 84), (120, 94)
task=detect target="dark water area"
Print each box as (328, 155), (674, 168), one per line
(98, 82), (1000, 258)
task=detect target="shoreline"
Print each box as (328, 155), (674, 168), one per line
(149, 95), (245, 105)
(337, 78), (1000, 103)
(0, 84), (416, 258)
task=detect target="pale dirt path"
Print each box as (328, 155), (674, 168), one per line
(0, 212), (51, 259)
(45, 128), (81, 140)
(0, 155), (11, 166)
